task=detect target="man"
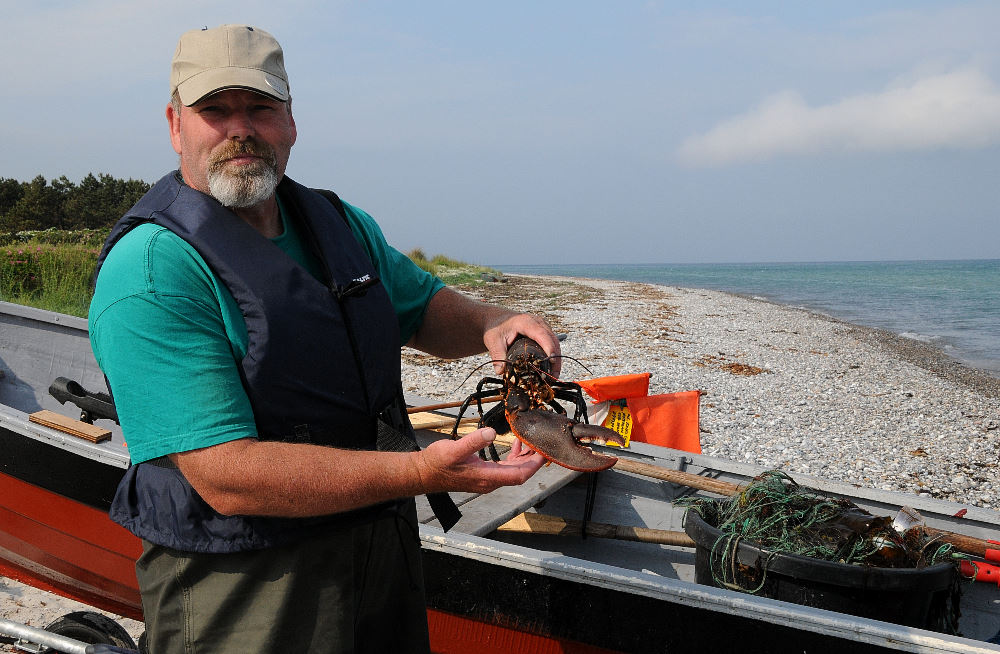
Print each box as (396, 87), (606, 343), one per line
(90, 24), (558, 653)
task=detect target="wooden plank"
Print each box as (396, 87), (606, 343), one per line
(613, 458), (743, 496)
(497, 512), (696, 547)
(29, 410), (111, 443)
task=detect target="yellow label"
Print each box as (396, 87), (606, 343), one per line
(601, 400), (632, 447)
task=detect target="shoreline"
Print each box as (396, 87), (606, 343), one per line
(498, 261), (1000, 384)
(440, 272), (1000, 398)
(839, 321), (1000, 399)
(723, 289), (1000, 398)
(4, 272), (999, 643)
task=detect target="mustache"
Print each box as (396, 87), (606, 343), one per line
(208, 139), (277, 173)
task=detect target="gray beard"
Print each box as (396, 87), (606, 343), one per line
(207, 164), (279, 208)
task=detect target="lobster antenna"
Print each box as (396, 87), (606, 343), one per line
(452, 359), (506, 393)
(533, 353), (594, 380)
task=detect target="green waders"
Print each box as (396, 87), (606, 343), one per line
(136, 501), (430, 654)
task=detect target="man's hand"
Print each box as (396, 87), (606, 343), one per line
(408, 288), (561, 377)
(413, 428), (546, 495)
(483, 312), (562, 378)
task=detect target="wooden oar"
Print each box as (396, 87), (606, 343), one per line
(498, 512), (695, 547)
(410, 415), (481, 431)
(493, 432), (744, 496)
(406, 396), (501, 414)
(612, 458), (743, 496)
(920, 526), (999, 560)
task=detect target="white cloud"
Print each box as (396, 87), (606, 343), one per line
(676, 69), (1000, 166)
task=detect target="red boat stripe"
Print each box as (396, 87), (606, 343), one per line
(427, 608), (619, 654)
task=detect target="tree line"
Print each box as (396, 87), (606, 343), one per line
(0, 174), (151, 233)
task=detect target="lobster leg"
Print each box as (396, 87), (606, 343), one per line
(473, 376), (504, 419)
(450, 381), (509, 461)
(545, 398), (568, 416)
(450, 382), (502, 439)
(477, 401), (508, 462)
(550, 381), (590, 422)
(473, 377), (510, 461)
(470, 377), (508, 461)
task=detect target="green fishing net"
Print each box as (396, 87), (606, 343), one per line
(681, 470), (966, 634)
(683, 470), (955, 569)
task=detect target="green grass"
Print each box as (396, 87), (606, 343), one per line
(406, 249), (502, 286)
(0, 240), (100, 317)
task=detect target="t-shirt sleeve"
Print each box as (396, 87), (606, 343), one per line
(338, 201), (444, 345)
(88, 225), (257, 463)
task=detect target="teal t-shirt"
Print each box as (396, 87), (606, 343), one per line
(89, 198), (443, 464)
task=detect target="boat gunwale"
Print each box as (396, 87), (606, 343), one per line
(0, 405), (130, 469)
(0, 300), (90, 332)
(420, 524), (1000, 654)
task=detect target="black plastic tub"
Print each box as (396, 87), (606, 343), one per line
(684, 511), (960, 631)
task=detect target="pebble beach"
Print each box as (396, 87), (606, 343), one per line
(3, 272), (999, 646)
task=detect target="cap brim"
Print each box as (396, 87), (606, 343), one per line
(177, 67), (289, 106)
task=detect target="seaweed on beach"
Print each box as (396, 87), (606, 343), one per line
(682, 470), (955, 569)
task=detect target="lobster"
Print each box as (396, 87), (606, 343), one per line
(451, 336), (624, 472)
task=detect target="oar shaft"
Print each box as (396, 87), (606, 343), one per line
(406, 395), (502, 414)
(612, 458), (743, 496)
(922, 526), (995, 559)
(411, 416), (480, 431)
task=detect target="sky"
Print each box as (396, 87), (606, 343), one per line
(3, 1), (999, 265)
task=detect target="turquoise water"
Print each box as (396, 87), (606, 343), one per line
(496, 260), (1000, 377)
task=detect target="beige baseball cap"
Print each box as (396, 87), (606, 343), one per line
(170, 24), (289, 106)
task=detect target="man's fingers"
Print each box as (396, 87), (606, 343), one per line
(456, 427), (496, 458)
(419, 428), (544, 493)
(505, 436), (535, 459)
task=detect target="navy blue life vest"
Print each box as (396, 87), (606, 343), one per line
(96, 172), (407, 552)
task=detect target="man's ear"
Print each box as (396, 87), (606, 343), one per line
(287, 102), (297, 147)
(167, 102), (182, 155)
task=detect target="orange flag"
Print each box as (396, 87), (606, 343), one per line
(576, 374), (701, 454)
(575, 373), (650, 402)
(627, 391), (701, 453)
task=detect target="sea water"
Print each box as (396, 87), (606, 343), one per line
(495, 260), (1000, 378)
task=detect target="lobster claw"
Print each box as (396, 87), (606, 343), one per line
(507, 406), (624, 473)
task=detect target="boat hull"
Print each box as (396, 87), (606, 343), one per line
(0, 470), (142, 620)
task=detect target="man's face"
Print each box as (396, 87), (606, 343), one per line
(167, 89), (297, 207)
